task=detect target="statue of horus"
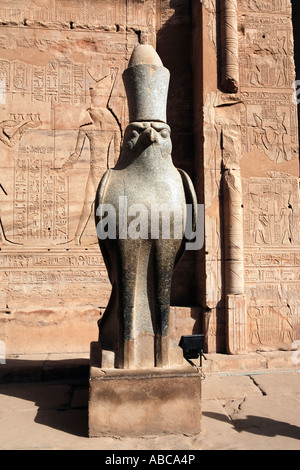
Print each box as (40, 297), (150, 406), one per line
(95, 45), (197, 369)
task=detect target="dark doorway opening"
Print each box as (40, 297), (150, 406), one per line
(291, 0), (300, 167)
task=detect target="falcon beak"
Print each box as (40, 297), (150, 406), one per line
(144, 127), (157, 144)
(149, 128), (156, 143)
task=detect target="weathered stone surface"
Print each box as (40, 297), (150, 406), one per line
(0, 0), (196, 355)
(0, 0), (299, 359)
(88, 342), (202, 437)
(2, 362), (300, 449)
(238, 1), (300, 353)
(95, 44), (197, 369)
(193, 0), (300, 354)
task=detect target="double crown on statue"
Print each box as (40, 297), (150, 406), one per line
(122, 44), (170, 124)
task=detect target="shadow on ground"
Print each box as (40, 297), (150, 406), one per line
(203, 411), (300, 440)
(0, 358), (90, 438)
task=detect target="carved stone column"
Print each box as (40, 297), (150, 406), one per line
(223, 160), (247, 354)
(223, 166), (244, 296)
(220, 0), (239, 93)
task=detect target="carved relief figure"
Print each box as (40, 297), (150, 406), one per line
(252, 112), (288, 163)
(239, 6), (297, 164)
(250, 195), (270, 244)
(58, 73), (121, 245)
(276, 192), (293, 244)
(244, 177), (299, 247)
(242, 33), (289, 88)
(271, 113), (288, 163)
(278, 299), (293, 343)
(241, 93), (297, 162)
(247, 294), (262, 345)
(0, 118), (40, 244)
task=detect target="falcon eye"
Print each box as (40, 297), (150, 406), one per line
(131, 130), (139, 139)
(160, 129), (170, 138)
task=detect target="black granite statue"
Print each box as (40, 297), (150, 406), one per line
(95, 45), (197, 369)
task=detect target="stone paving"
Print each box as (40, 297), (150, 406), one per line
(0, 352), (299, 450)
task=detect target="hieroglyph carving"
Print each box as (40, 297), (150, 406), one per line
(238, 5), (298, 163)
(243, 175), (300, 246)
(56, 72), (122, 245)
(239, 22), (293, 90)
(0, 0), (171, 325)
(239, 1), (291, 14)
(0, 59), (87, 105)
(240, 92), (298, 163)
(14, 150), (69, 243)
(0, 251), (111, 308)
(0, 56), (125, 246)
(243, 175), (300, 348)
(0, 0), (157, 45)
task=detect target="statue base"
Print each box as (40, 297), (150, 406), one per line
(88, 341), (202, 438)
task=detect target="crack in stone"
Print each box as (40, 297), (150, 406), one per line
(249, 376), (267, 396)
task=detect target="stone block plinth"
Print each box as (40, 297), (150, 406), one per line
(88, 342), (201, 438)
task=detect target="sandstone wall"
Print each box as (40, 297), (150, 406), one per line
(0, 0), (299, 357)
(0, 0), (196, 354)
(193, 0), (300, 353)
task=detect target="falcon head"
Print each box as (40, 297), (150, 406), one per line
(123, 121), (171, 154)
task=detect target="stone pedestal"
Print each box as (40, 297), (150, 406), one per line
(88, 342), (202, 438)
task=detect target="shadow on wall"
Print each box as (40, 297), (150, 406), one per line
(156, 0), (194, 174)
(156, 0), (197, 307)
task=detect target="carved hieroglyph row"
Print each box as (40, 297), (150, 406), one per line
(0, 55), (129, 105)
(0, 35), (129, 245)
(0, 248), (111, 308)
(239, 0), (291, 14)
(0, 59), (88, 105)
(243, 174), (300, 348)
(0, 9), (158, 314)
(0, 0), (157, 30)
